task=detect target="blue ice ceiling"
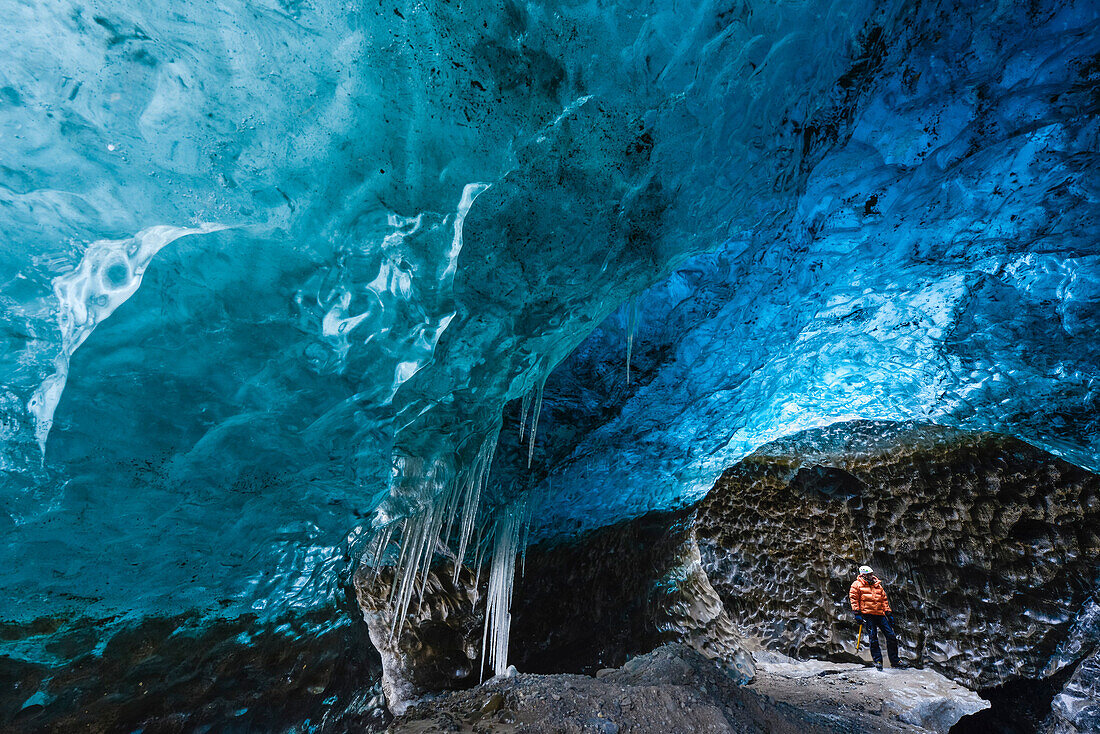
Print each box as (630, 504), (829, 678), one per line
(1, 0), (1098, 627)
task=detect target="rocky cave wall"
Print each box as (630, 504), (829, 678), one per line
(694, 420), (1100, 690)
(353, 557), (487, 713)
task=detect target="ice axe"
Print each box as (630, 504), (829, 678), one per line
(856, 622), (864, 652)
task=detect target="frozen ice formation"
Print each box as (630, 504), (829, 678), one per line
(0, 0), (1098, 682)
(28, 224), (226, 451)
(517, 0), (1100, 537)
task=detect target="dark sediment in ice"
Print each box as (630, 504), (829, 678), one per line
(0, 605), (387, 733)
(505, 421), (1098, 731)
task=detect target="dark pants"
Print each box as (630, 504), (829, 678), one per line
(863, 614), (899, 665)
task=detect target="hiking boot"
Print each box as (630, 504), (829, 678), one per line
(874, 661), (883, 671)
(892, 660), (909, 670)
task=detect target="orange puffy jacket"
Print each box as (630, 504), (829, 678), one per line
(849, 575), (892, 616)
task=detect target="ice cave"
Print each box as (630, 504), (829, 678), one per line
(1, 0), (1098, 731)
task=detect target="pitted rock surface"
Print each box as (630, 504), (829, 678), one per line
(354, 558), (486, 713)
(695, 420), (1100, 689)
(651, 534), (756, 683)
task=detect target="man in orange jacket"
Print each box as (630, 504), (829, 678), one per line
(850, 565), (906, 671)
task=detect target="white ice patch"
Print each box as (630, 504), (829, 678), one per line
(28, 223), (226, 453)
(318, 182), (488, 398)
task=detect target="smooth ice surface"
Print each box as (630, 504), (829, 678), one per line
(0, 0), (1098, 636)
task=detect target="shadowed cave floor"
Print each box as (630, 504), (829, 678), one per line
(389, 643), (984, 734)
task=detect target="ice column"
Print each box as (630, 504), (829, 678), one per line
(481, 498), (530, 678)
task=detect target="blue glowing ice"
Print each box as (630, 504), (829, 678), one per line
(523, 0), (1100, 536)
(0, 0), (1097, 654)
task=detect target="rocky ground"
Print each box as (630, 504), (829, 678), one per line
(750, 650), (986, 733)
(388, 643), (987, 733)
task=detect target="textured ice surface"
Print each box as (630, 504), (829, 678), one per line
(0, 0), (1098, 637)
(520, 0), (1100, 537)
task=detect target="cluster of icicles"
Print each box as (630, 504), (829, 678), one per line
(367, 392), (542, 679)
(366, 297), (639, 678)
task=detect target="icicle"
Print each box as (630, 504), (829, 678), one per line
(453, 430), (499, 582)
(386, 480), (451, 640)
(526, 378), (545, 469)
(370, 523), (396, 585)
(387, 517), (412, 605)
(518, 390), (532, 441)
(480, 499), (526, 679)
(375, 439), (531, 682)
(453, 469), (484, 579)
(380, 422), (506, 646)
(626, 296), (639, 385)
(389, 515), (424, 638)
(441, 441), (479, 561)
(472, 516), (490, 591)
(519, 497), (534, 578)
(438, 478), (463, 556)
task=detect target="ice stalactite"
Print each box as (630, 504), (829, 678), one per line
(371, 403), (542, 676)
(377, 426), (501, 639)
(451, 438), (498, 585)
(518, 390), (533, 442)
(527, 378), (546, 469)
(28, 224), (225, 453)
(8, 0), (1094, 701)
(515, 378), (547, 467)
(626, 297), (639, 385)
(385, 490), (447, 639)
(481, 497), (532, 678)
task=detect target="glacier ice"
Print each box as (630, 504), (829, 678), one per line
(482, 498), (531, 678)
(0, 0), (1097, 682)
(28, 223), (226, 451)
(514, 0), (1100, 538)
